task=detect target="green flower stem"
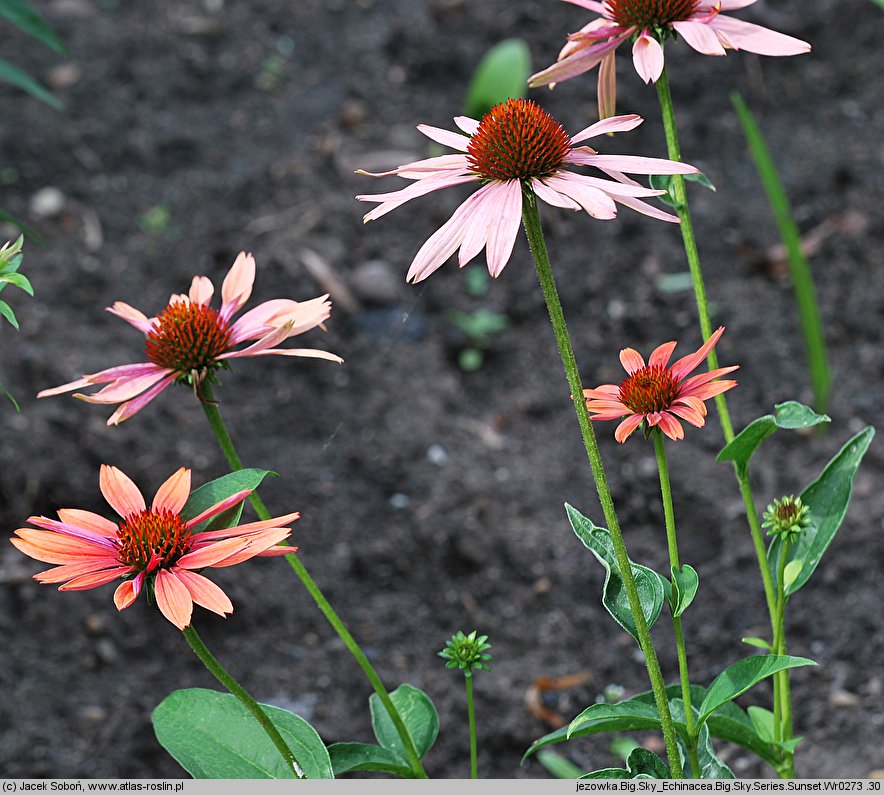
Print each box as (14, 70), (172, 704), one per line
(772, 538), (794, 776)
(199, 382), (428, 780)
(655, 68), (796, 771)
(522, 191), (684, 779)
(652, 429), (700, 778)
(465, 672), (478, 779)
(182, 624), (305, 778)
(654, 66), (735, 444)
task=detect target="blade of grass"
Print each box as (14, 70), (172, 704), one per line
(731, 92), (830, 414)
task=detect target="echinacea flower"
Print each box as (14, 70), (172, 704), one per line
(356, 98), (698, 283)
(584, 326), (738, 442)
(530, 0), (810, 117)
(11, 465), (298, 630)
(38, 252), (343, 424)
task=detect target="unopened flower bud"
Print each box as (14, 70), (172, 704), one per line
(438, 630), (493, 675)
(762, 495), (812, 541)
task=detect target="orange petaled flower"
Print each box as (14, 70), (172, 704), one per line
(38, 252), (343, 424)
(584, 326), (738, 442)
(10, 466), (298, 630)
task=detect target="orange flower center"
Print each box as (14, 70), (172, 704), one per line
(116, 509), (191, 570)
(606, 0), (699, 28)
(145, 300), (233, 373)
(467, 98), (571, 182)
(618, 364), (679, 414)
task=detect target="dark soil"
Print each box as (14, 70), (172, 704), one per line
(1, 0), (882, 780)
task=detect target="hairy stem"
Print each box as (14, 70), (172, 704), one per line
(199, 382), (428, 779)
(522, 191), (683, 778)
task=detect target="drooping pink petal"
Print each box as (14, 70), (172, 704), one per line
(189, 276), (214, 306)
(152, 467), (192, 514)
(11, 528), (118, 564)
(99, 465), (147, 519)
(416, 124), (471, 152)
(176, 536), (252, 569)
(220, 251), (256, 321)
(682, 378), (739, 401)
(154, 569), (194, 630)
(668, 402), (706, 428)
(183, 489), (252, 530)
(36, 376), (94, 398)
(106, 373), (178, 426)
(106, 302), (153, 334)
(406, 187), (490, 283)
(74, 368), (171, 405)
(614, 413), (645, 443)
(577, 152), (698, 175)
(672, 20), (728, 55)
(528, 34), (627, 87)
(35, 559), (128, 585)
(173, 568), (234, 617)
(232, 347), (344, 363)
(619, 347), (646, 375)
(356, 153), (470, 179)
(669, 326), (726, 381)
(541, 173), (617, 219)
(531, 178), (582, 211)
(570, 113), (643, 144)
(597, 51), (617, 119)
(657, 411), (685, 441)
(358, 172), (476, 223)
(229, 296), (331, 344)
(678, 364), (741, 394)
(608, 194), (681, 223)
(485, 180), (524, 278)
(207, 528), (292, 568)
(582, 384), (621, 399)
(113, 577), (141, 611)
(708, 15), (810, 55)
(558, 167), (665, 198)
(453, 116), (480, 135)
(632, 31), (665, 84)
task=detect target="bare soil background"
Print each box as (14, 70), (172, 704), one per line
(0, 0), (882, 779)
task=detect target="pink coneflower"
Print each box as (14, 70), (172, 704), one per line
(530, 0), (810, 117)
(356, 98), (698, 283)
(10, 466), (298, 630)
(584, 326), (738, 442)
(38, 252), (343, 424)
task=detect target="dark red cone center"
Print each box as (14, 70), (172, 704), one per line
(145, 300), (234, 373)
(116, 509), (191, 570)
(607, 0), (699, 29)
(618, 364), (679, 414)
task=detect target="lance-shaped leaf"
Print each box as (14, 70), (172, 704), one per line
(180, 469), (276, 534)
(369, 684), (439, 766)
(698, 655), (816, 729)
(566, 503), (664, 643)
(717, 401), (830, 471)
(152, 688), (333, 779)
(768, 427), (874, 595)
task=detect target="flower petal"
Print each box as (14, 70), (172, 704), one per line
(189, 276), (214, 306)
(669, 326), (726, 381)
(708, 15), (810, 56)
(106, 301), (153, 334)
(416, 124), (471, 152)
(152, 468), (192, 515)
(657, 412), (686, 441)
(619, 347), (645, 375)
(357, 171), (476, 223)
(183, 489), (252, 530)
(597, 50), (617, 119)
(540, 173), (617, 219)
(570, 113), (643, 144)
(172, 568), (234, 617)
(58, 566), (133, 591)
(220, 252), (256, 321)
(614, 413), (645, 443)
(485, 180), (523, 278)
(672, 20), (728, 55)
(531, 177), (582, 211)
(113, 575), (143, 611)
(154, 569), (194, 630)
(106, 373), (178, 425)
(529, 34), (627, 88)
(632, 31), (665, 84)
(56, 509), (119, 538)
(648, 340), (678, 369)
(99, 465), (146, 519)
(208, 528), (292, 568)
(12, 528), (118, 564)
(191, 511), (300, 544)
(176, 536), (251, 569)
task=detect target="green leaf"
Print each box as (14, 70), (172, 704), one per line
(152, 688), (333, 779)
(0, 271), (34, 295)
(669, 564), (699, 618)
(464, 39), (531, 119)
(650, 171), (716, 207)
(0, 299), (19, 329)
(732, 92), (830, 414)
(747, 705), (775, 743)
(0, 56), (63, 110)
(768, 427), (875, 596)
(581, 768), (632, 779)
(696, 722), (735, 779)
(782, 560), (803, 590)
(568, 700), (673, 740)
(741, 637), (773, 651)
(0, 0), (69, 55)
(180, 469), (276, 534)
(1, 381), (20, 411)
(327, 742), (412, 778)
(698, 655), (816, 728)
(578, 747), (670, 780)
(717, 401), (830, 470)
(566, 504), (665, 643)
(526, 684), (780, 770)
(369, 684), (439, 764)
(536, 750), (585, 779)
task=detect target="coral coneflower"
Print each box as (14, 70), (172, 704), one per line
(584, 326), (738, 442)
(38, 252), (343, 424)
(357, 98), (698, 283)
(11, 466), (298, 630)
(530, 0), (810, 117)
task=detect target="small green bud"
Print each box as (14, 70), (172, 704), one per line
(762, 495), (812, 541)
(438, 630), (493, 675)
